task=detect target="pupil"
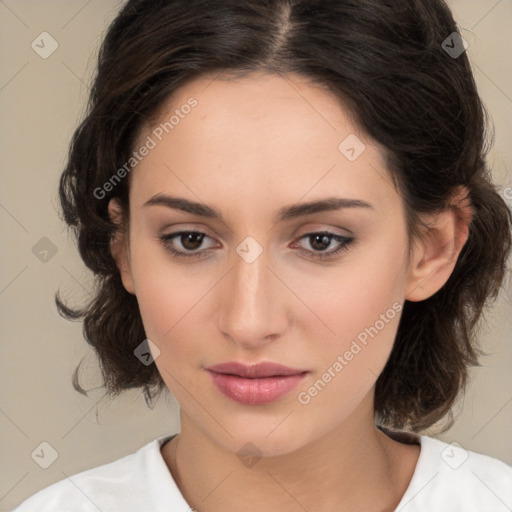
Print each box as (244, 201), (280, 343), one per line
(182, 232), (204, 250)
(311, 234), (330, 251)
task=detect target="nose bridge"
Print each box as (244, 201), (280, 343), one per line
(219, 238), (284, 345)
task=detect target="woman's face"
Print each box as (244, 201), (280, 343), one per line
(113, 72), (418, 456)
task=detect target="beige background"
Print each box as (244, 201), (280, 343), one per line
(0, 1), (511, 510)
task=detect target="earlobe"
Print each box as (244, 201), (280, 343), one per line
(108, 198), (136, 295)
(405, 186), (473, 302)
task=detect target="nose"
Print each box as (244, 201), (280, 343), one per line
(217, 244), (289, 349)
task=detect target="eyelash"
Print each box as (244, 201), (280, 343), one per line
(158, 230), (355, 262)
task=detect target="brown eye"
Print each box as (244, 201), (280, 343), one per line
(178, 232), (206, 251)
(293, 231), (354, 260)
(158, 231), (215, 260)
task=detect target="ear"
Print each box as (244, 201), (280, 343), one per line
(405, 186), (473, 302)
(108, 198), (136, 295)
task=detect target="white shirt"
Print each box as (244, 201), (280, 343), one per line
(12, 432), (512, 511)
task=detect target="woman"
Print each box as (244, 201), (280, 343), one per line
(13, 0), (512, 510)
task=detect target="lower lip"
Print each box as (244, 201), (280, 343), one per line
(206, 371), (308, 405)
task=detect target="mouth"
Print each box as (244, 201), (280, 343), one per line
(205, 361), (309, 405)
(205, 361), (308, 378)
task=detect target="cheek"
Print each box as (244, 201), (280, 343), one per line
(128, 243), (218, 377)
(133, 271), (205, 399)
(129, 231), (201, 319)
(293, 246), (406, 422)
(294, 233), (408, 368)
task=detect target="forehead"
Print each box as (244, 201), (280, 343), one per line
(131, 72), (397, 216)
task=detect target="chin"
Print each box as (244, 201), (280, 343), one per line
(205, 420), (317, 461)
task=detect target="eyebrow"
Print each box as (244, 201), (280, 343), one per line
(142, 194), (374, 223)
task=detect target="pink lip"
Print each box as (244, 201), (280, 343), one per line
(205, 362), (309, 405)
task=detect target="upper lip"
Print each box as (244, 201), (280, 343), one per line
(205, 361), (309, 378)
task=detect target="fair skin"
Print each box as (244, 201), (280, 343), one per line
(109, 72), (472, 512)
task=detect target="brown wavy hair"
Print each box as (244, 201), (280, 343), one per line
(56, 0), (512, 433)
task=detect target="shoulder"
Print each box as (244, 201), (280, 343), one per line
(12, 435), (186, 512)
(396, 434), (512, 512)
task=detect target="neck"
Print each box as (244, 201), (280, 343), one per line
(162, 393), (420, 512)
